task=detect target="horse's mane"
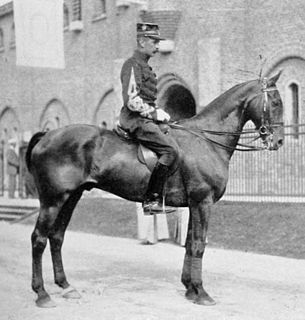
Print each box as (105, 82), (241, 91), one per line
(194, 79), (260, 119)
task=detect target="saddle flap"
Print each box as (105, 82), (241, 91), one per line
(138, 145), (158, 172)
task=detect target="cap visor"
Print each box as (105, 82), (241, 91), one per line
(146, 35), (165, 40)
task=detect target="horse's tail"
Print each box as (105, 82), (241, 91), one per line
(25, 131), (46, 173)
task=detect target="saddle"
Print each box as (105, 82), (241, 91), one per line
(114, 125), (158, 172)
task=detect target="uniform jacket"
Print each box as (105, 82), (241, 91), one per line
(119, 50), (159, 132)
(121, 50), (158, 108)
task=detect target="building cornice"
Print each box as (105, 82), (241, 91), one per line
(0, 1), (13, 17)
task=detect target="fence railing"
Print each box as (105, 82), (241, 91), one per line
(224, 123), (305, 202)
(0, 125), (304, 202)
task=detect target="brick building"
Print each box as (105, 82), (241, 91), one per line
(0, 0), (304, 197)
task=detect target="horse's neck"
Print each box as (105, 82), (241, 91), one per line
(188, 86), (251, 160)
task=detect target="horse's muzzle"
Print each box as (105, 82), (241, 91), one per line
(264, 135), (284, 151)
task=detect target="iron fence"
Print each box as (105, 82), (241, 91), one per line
(224, 124), (305, 202)
(0, 126), (304, 202)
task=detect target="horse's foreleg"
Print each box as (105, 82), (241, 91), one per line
(181, 210), (195, 299)
(32, 205), (61, 308)
(49, 190), (83, 300)
(186, 200), (215, 306)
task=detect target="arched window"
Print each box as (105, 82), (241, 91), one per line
(2, 128), (7, 142)
(93, 89), (117, 128)
(93, 0), (106, 19)
(40, 99), (70, 131)
(0, 28), (4, 50)
(10, 23), (15, 48)
(64, 4), (69, 29)
(99, 0), (106, 14)
(72, 0), (82, 21)
(288, 83), (299, 139)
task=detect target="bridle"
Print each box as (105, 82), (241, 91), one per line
(169, 78), (283, 152)
(258, 77), (283, 139)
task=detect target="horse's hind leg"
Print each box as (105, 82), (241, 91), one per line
(48, 190), (83, 300)
(31, 203), (63, 308)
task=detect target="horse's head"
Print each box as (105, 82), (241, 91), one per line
(245, 71), (284, 150)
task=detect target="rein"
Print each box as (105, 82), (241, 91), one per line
(169, 79), (281, 152)
(169, 122), (265, 151)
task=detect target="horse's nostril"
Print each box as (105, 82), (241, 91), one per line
(278, 139), (283, 147)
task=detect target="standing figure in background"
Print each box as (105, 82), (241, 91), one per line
(6, 139), (19, 198)
(136, 203), (170, 245)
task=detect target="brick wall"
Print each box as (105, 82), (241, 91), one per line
(0, 0), (304, 140)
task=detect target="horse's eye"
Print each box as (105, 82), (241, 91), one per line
(272, 101), (279, 107)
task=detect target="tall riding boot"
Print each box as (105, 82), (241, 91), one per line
(143, 162), (175, 214)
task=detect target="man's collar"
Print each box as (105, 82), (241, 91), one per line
(133, 50), (150, 62)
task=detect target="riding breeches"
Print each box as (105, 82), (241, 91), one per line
(120, 114), (179, 167)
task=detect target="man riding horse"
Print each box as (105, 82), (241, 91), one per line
(119, 23), (179, 213)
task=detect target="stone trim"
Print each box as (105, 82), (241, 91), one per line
(264, 43), (305, 76)
(0, 27), (4, 49)
(0, 2), (13, 18)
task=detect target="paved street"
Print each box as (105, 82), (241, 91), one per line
(0, 221), (305, 320)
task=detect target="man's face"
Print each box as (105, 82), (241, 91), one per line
(140, 37), (160, 57)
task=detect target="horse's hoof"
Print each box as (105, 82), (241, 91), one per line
(36, 295), (56, 308)
(194, 295), (216, 306)
(185, 287), (197, 301)
(62, 286), (81, 299)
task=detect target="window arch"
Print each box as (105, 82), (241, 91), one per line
(93, 89), (118, 128)
(10, 23), (15, 48)
(64, 4), (70, 29)
(0, 28), (4, 50)
(93, 0), (106, 19)
(40, 99), (70, 131)
(287, 82), (300, 139)
(0, 107), (20, 143)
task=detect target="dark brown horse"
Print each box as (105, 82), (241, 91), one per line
(26, 73), (284, 308)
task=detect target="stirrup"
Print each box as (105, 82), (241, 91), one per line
(143, 201), (176, 215)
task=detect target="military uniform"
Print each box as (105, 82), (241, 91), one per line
(119, 50), (178, 168)
(119, 23), (178, 213)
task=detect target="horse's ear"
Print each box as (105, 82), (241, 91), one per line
(268, 70), (282, 86)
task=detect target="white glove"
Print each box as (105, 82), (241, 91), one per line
(155, 109), (171, 122)
(127, 94), (146, 112)
(139, 103), (155, 118)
